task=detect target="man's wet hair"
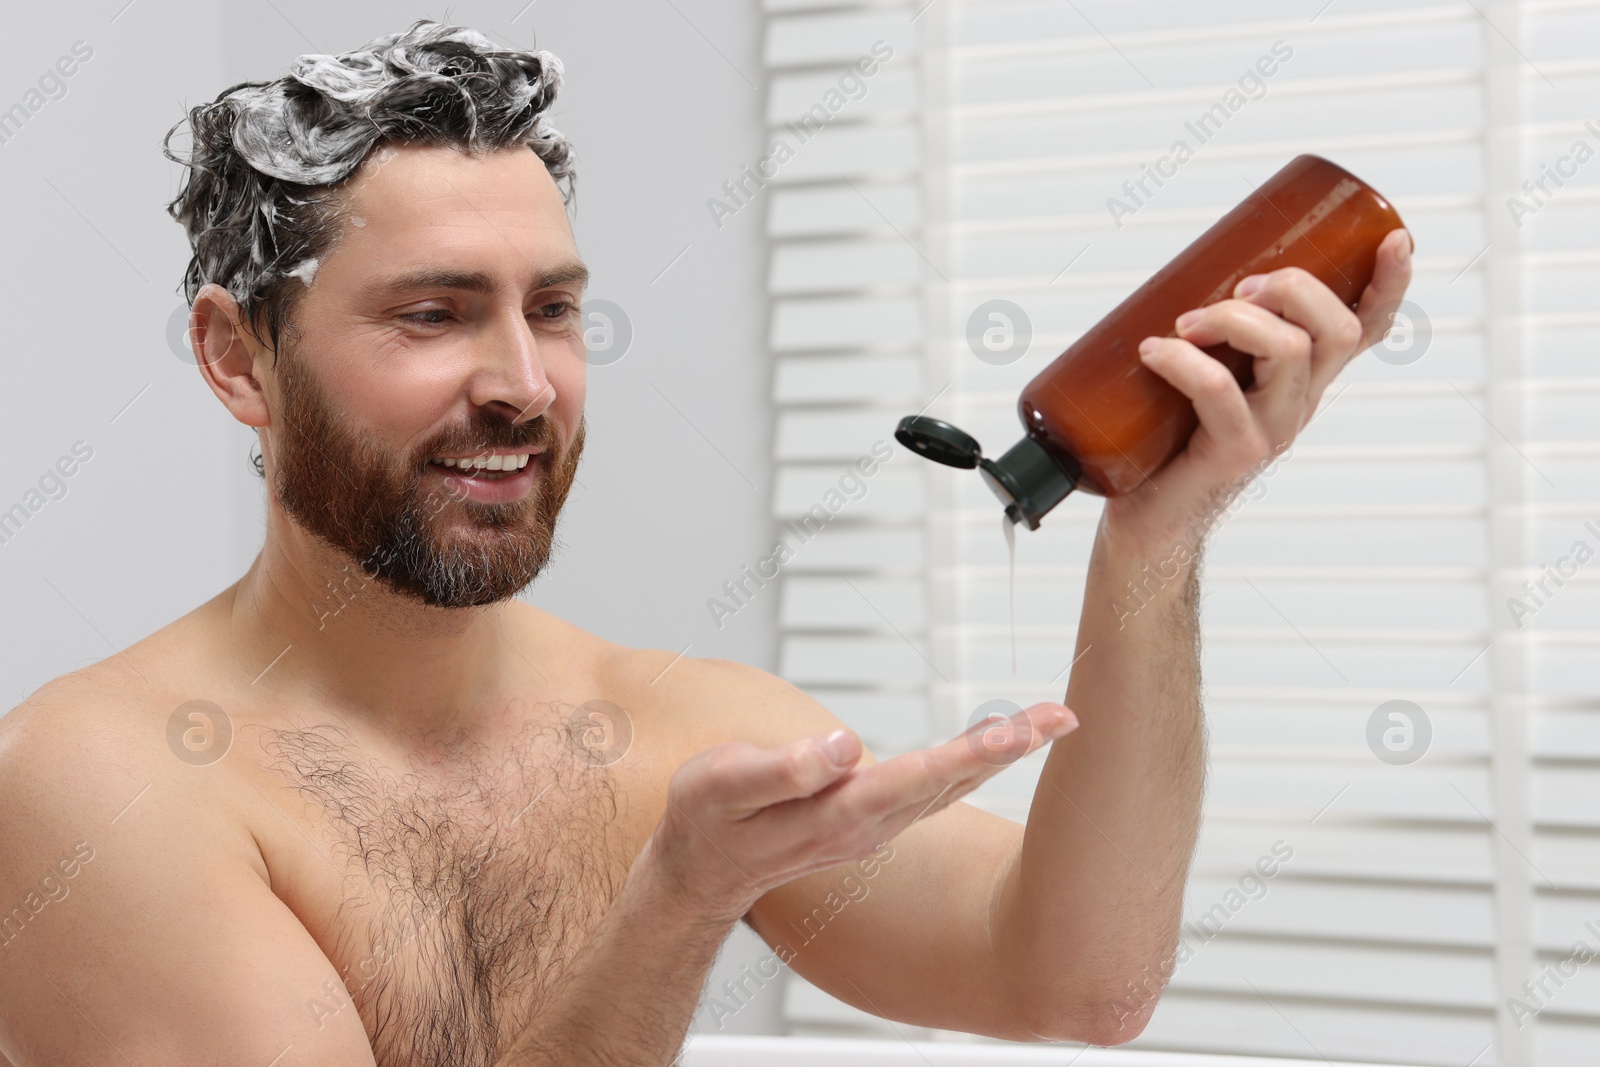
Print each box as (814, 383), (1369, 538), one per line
(163, 19), (576, 363)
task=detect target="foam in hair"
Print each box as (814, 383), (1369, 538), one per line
(161, 19), (577, 354)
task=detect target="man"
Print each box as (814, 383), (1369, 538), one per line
(0, 19), (1412, 1067)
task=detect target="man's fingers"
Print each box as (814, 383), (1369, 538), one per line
(1139, 337), (1263, 462)
(1219, 267), (1365, 413)
(860, 709), (1074, 846)
(830, 703), (1076, 824)
(693, 705), (1074, 890)
(700, 731), (862, 817)
(1156, 231), (1412, 440)
(1354, 228), (1415, 353)
(956, 701), (1078, 769)
(1170, 296), (1314, 439)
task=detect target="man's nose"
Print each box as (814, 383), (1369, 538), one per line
(468, 304), (557, 424)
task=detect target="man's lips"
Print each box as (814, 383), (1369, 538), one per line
(424, 450), (545, 504)
(428, 447), (544, 473)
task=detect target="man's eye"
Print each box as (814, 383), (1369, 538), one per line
(536, 301), (574, 320)
(402, 309), (451, 326)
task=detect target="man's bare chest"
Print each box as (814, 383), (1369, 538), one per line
(245, 704), (657, 1067)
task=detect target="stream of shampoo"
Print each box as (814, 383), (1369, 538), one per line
(1003, 514), (1017, 674)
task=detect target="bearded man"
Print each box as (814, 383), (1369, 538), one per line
(0, 19), (1412, 1067)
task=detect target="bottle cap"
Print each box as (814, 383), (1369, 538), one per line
(894, 415), (1077, 530)
(893, 415), (982, 469)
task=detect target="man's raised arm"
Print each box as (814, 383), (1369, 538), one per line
(990, 229), (1415, 1041)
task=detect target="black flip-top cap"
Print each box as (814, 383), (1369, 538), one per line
(978, 436), (1078, 531)
(895, 414), (1077, 530)
(894, 415), (982, 469)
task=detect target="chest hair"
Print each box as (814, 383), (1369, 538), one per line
(255, 707), (630, 1067)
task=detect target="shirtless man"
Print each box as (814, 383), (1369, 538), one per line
(0, 20), (1412, 1067)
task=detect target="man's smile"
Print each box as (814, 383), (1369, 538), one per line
(428, 447), (541, 472)
(425, 448), (544, 503)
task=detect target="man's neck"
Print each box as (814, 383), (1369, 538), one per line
(225, 508), (518, 736)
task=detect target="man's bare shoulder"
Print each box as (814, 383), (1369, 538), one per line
(0, 668), (172, 787)
(484, 603), (865, 761)
(0, 668), (276, 943)
(0, 669), (249, 862)
(0, 669), (373, 1065)
(597, 642), (861, 755)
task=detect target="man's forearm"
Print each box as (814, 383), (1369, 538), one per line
(990, 517), (1206, 1041)
(494, 832), (740, 1067)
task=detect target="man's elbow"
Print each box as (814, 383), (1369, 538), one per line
(1016, 987), (1159, 1046)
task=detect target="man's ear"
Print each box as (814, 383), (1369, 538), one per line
(191, 283), (271, 429)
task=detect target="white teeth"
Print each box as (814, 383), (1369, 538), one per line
(432, 452), (533, 472)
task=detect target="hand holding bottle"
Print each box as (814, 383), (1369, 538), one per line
(1109, 225), (1413, 554)
(897, 155), (1415, 540)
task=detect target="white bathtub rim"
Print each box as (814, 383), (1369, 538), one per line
(683, 1034), (1422, 1067)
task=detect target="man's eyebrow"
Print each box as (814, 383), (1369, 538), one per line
(365, 260), (590, 299)
(533, 261), (590, 292)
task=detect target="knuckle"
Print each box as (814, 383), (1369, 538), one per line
(1278, 266), (1316, 293)
(1218, 300), (1255, 329)
(1335, 311), (1363, 349)
(702, 742), (738, 771)
(694, 743), (764, 800)
(1196, 364), (1238, 400)
(1289, 328), (1314, 365)
(673, 766), (707, 803)
(781, 747), (815, 788)
(664, 773), (691, 809)
(702, 743), (746, 781)
(718, 739), (760, 761)
(671, 752), (712, 793)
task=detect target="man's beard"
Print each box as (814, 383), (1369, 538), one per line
(269, 340), (585, 609)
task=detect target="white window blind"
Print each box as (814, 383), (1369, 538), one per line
(760, 2), (1600, 1064)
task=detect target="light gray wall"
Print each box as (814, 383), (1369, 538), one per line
(0, 1), (232, 700)
(0, 0), (780, 689)
(0, 0), (783, 1036)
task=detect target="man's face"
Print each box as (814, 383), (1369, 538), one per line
(262, 143), (589, 608)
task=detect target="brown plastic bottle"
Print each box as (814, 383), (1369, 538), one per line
(896, 154), (1408, 529)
